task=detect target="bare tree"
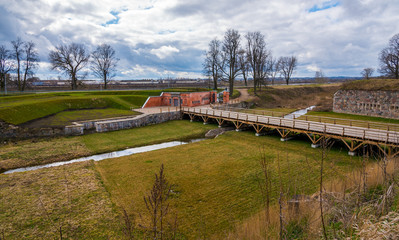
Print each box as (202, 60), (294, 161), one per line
(278, 56), (297, 85)
(379, 33), (399, 79)
(268, 56), (280, 85)
(360, 67), (374, 79)
(91, 44), (118, 90)
(144, 164), (171, 239)
(315, 70), (327, 83)
(0, 45), (14, 93)
(221, 29), (241, 97)
(238, 49), (249, 87)
(245, 31), (269, 94)
(203, 39), (222, 90)
(11, 37), (24, 91)
(49, 43), (90, 90)
(21, 41), (39, 91)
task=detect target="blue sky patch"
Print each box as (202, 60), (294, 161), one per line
(102, 10), (123, 26)
(309, 1), (340, 13)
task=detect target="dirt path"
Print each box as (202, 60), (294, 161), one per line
(236, 88), (255, 102)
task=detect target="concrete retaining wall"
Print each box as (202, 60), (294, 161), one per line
(64, 124), (84, 135)
(1, 111), (181, 141)
(95, 111), (181, 132)
(333, 90), (399, 119)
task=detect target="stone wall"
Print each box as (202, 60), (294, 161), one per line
(333, 90), (399, 119)
(1, 111), (181, 141)
(95, 111), (181, 132)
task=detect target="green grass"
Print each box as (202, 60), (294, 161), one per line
(305, 111), (399, 123)
(0, 161), (123, 239)
(232, 89), (241, 99)
(0, 120), (364, 238)
(0, 97), (129, 125)
(0, 88), (214, 125)
(341, 79), (399, 91)
(0, 121), (216, 171)
(25, 109), (139, 127)
(95, 129), (361, 239)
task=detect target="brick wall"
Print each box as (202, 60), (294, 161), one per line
(142, 91), (217, 108)
(333, 90), (399, 119)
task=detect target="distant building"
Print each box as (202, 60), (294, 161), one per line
(142, 91), (229, 108)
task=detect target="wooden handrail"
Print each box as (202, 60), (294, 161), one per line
(181, 107), (399, 143)
(210, 105), (399, 131)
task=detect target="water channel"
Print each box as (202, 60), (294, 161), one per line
(283, 106), (316, 119)
(4, 138), (205, 174)
(4, 106), (315, 174)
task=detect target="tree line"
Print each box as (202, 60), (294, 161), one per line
(357, 33), (399, 80)
(203, 29), (298, 96)
(0, 39), (118, 92)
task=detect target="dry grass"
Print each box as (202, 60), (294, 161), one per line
(250, 85), (340, 111)
(341, 79), (399, 91)
(0, 120), (215, 171)
(95, 130), (359, 239)
(0, 161), (122, 239)
(222, 152), (399, 239)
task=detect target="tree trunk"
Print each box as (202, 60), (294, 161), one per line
(229, 76), (234, 97)
(17, 60), (21, 91)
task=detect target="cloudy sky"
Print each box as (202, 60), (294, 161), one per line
(0, 0), (398, 80)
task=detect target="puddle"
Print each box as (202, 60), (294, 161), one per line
(3, 138), (206, 174)
(284, 106), (316, 119)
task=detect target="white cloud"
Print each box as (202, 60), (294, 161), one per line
(0, 0), (399, 79)
(150, 45), (180, 59)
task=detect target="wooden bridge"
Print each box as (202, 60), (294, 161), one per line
(181, 107), (399, 158)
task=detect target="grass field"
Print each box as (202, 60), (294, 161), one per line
(248, 84), (340, 111)
(0, 88), (211, 125)
(225, 107), (297, 118)
(95, 129), (361, 239)
(23, 109), (139, 127)
(0, 161), (122, 239)
(300, 111), (399, 131)
(341, 79), (399, 91)
(0, 121), (215, 171)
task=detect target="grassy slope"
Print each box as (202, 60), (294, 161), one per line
(95, 130), (360, 239)
(302, 111), (399, 129)
(24, 109), (140, 127)
(0, 96), (143, 125)
(0, 121), (215, 171)
(249, 84), (340, 111)
(341, 79), (399, 91)
(0, 88), (212, 125)
(0, 161), (122, 239)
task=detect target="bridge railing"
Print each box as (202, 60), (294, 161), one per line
(210, 105), (399, 132)
(181, 107), (399, 144)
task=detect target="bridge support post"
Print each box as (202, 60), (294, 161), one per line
(233, 121), (244, 131)
(277, 129), (293, 141)
(201, 116), (209, 124)
(305, 133), (323, 148)
(216, 118), (225, 128)
(341, 139), (364, 156)
(252, 124), (265, 136)
(348, 151), (356, 156)
(188, 114), (195, 122)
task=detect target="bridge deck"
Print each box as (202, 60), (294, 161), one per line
(182, 107), (399, 146)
